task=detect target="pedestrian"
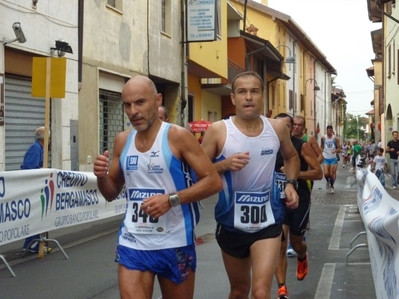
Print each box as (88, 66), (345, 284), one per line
(21, 126), (52, 254)
(157, 105), (169, 122)
(387, 131), (399, 189)
(372, 148), (386, 187)
(93, 75), (222, 299)
(274, 113), (323, 299)
(321, 125), (341, 194)
(351, 140), (362, 172)
(201, 71), (300, 299)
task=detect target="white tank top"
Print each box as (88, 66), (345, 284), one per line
(323, 134), (337, 159)
(118, 122), (200, 250)
(215, 115), (283, 232)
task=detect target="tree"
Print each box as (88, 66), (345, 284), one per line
(344, 113), (366, 141)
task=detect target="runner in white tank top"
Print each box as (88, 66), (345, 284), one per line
(93, 76), (222, 299)
(321, 125), (341, 194)
(201, 71), (300, 299)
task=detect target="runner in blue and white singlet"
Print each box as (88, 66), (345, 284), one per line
(119, 122), (199, 250)
(93, 75), (222, 299)
(214, 115), (284, 233)
(200, 71), (299, 299)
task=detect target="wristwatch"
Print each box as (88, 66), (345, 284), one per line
(286, 179), (298, 190)
(168, 193), (181, 207)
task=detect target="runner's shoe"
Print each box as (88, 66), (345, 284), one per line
(277, 285), (289, 299)
(325, 181), (330, 190)
(296, 253), (308, 281)
(329, 187), (335, 194)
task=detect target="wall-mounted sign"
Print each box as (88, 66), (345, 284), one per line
(186, 0), (217, 42)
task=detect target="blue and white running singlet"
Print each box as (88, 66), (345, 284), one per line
(215, 115), (284, 233)
(322, 134), (338, 159)
(118, 122), (200, 250)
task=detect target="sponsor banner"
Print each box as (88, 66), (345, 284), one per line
(356, 165), (399, 299)
(0, 168), (126, 246)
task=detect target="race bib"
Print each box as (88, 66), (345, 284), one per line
(233, 190), (275, 233)
(275, 172), (287, 199)
(125, 188), (167, 234)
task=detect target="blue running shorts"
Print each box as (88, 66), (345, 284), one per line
(323, 157), (338, 165)
(116, 244), (196, 284)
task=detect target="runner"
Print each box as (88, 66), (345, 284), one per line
(321, 125), (341, 194)
(341, 141), (350, 168)
(274, 113), (323, 299)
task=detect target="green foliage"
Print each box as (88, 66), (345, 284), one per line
(343, 113), (367, 140)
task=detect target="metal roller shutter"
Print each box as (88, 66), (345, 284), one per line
(4, 76), (48, 171)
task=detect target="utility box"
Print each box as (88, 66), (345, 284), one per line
(70, 120), (79, 171)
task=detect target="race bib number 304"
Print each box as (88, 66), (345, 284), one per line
(125, 188), (166, 234)
(233, 190), (275, 233)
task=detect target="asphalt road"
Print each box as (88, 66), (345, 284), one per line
(1, 160), (398, 298)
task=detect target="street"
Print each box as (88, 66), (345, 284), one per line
(1, 160), (398, 298)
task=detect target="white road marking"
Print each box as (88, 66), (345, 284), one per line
(329, 206), (346, 250)
(314, 263), (335, 299)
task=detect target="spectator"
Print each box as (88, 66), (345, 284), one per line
(21, 126), (52, 254)
(387, 131), (399, 189)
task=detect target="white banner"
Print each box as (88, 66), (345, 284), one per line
(0, 168), (126, 247)
(356, 165), (399, 299)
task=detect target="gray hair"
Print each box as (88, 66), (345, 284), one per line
(35, 126), (50, 140)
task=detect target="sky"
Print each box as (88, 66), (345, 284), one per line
(259, 0), (381, 116)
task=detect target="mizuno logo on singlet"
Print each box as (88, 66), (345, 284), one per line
(150, 150), (160, 157)
(128, 188), (164, 200)
(236, 194), (268, 203)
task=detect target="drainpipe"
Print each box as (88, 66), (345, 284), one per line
(180, 0), (188, 126)
(78, 0), (83, 90)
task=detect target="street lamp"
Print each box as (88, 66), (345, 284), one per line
(304, 78), (320, 95)
(275, 45), (295, 63)
(276, 44), (296, 116)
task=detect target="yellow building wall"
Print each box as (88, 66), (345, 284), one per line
(230, 0), (293, 120)
(230, 1), (278, 44)
(189, 0), (228, 79)
(201, 90), (222, 121)
(188, 74), (203, 121)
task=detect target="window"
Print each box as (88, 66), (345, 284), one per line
(300, 94), (304, 112)
(388, 44), (392, 78)
(289, 89), (293, 110)
(216, 0), (221, 38)
(99, 90), (124, 161)
(271, 85), (276, 109)
(162, 0), (171, 34)
(107, 0), (123, 12)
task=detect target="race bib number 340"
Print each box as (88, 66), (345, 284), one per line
(233, 190), (275, 233)
(125, 188), (166, 234)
